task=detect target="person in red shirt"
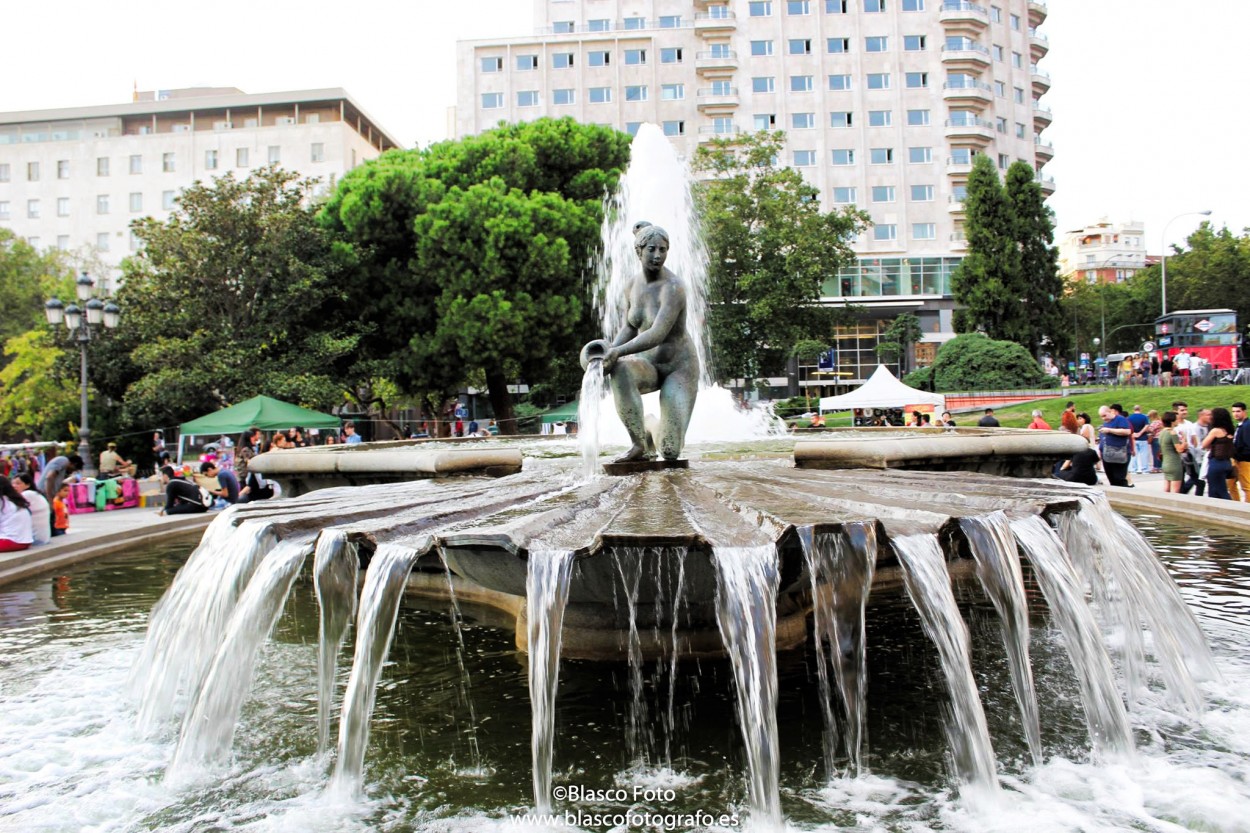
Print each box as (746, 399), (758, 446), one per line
(1028, 409), (1052, 430)
(51, 484), (70, 537)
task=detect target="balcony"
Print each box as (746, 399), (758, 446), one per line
(1034, 135), (1055, 163)
(1029, 28), (1049, 58)
(1036, 172), (1056, 195)
(1028, 0), (1048, 25)
(942, 79), (993, 104)
(946, 156), (975, 176)
(950, 231), (969, 251)
(694, 10), (736, 33)
(941, 42), (991, 69)
(1031, 65), (1051, 94)
(939, 1), (989, 29)
(1033, 103), (1053, 126)
(948, 195), (966, 214)
(696, 86), (740, 110)
(695, 49), (738, 72)
(697, 123), (742, 142)
(944, 116), (995, 143)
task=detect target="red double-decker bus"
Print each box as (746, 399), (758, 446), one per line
(1154, 309), (1242, 370)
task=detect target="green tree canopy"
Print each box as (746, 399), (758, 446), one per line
(951, 155), (1026, 343)
(104, 167), (365, 429)
(693, 131), (868, 385)
(928, 333), (1054, 391)
(875, 312), (924, 373)
(319, 118), (631, 431)
(1005, 161), (1065, 355)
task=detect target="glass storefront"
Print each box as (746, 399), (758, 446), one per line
(822, 256), (962, 298)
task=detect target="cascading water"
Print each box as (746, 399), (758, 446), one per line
(441, 552), (485, 774)
(960, 512), (1043, 766)
(578, 357), (606, 478)
(327, 543), (424, 798)
(800, 522), (877, 777)
(526, 548), (577, 813)
(313, 530), (358, 756)
(1010, 514), (1134, 756)
(168, 537), (313, 775)
(714, 545), (782, 825)
(892, 534), (999, 790)
(663, 552), (687, 770)
(612, 548), (652, 766)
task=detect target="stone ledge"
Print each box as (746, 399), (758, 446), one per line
(1101, 485), (1250, 535)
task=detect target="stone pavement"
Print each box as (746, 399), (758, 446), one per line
(0, 503), (213, 588)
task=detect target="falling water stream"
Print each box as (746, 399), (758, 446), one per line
(526, 548), (577, 813)
(313, 530), (357, 756)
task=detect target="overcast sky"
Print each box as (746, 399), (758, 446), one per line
(4, 0), (1243, 254)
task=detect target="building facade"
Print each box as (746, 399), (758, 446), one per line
(0, 87), (398, 288)
(1057, 219), (1150, 285)
(456, 0), (1054, 387)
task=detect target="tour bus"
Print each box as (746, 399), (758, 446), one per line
(1154, 309), (1242, 370)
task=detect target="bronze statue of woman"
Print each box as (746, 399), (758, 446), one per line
(581, 223), (700, 462)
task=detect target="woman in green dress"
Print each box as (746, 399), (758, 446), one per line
(1158, 410), (1186, 493)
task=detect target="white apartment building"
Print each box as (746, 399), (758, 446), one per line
(1058, 219), (1149, 285)
(456, 0), (1053, 384)
(0, 87), (399, 287)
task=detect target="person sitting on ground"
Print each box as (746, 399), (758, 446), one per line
(0, 475), (34, 553)
(158, 465), (209, 516)
(36, 453), (83, 505)
(11, 473), (50, 545)
(99, 442), (136, 478)
(1055, 445), (1101, 486)
(238, 443), (277, 503)
(978, 408), (1000, 428)
(196, 461), (237, 506)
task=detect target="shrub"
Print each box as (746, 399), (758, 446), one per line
(930, 333), (1055, 391)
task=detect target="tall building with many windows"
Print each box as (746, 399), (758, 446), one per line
(456, 0), (1053, 386)
(0, 87), (398, 287)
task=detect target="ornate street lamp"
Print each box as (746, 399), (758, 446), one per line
(44, 272), (120, 478)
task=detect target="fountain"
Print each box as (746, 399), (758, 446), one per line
(43, 124), (1230, 830)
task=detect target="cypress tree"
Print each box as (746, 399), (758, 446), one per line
(951, 155), (1025, 342)
(1005, 161), (1064, 356)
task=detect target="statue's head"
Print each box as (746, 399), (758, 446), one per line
(633, 222), (670, 254)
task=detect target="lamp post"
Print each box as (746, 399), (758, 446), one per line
(1160, 210), (1212, 316)
(44, 272), (120, 478)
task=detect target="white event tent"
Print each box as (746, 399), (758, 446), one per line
(818, 364), (945, 413)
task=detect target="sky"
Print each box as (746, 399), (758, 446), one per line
(3, 0), (1245, 254)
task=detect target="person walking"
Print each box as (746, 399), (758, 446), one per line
(1128, 405), (1151, 476)
(1098, 405), (1134, 487)
(1158, 411), (1186, 494)
(1180, 406), (1210, 496)
(1202, 408), (1237, 500)
(1147, 409), (1164, 473)
(1232, 402), (1250, 502)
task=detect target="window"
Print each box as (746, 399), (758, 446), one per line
(753, 76), (776, 93)
(96, 158), (108, 177)
(913, 223), (936, 240)
(869, 110), (892, 126)
(96, 233), (110, 252)
(236, 147), (250, 167)
(661, 47), (683, 63)
(27, 199), (40, 218)
(793, 150), (816, 167)
(129, 192), (142, 212)
(623, 16), (645, 29)
(952, 185), (968, 200)
(712, 117), (736, 134)
(57, 159), (69, 179)
(864, 0), (885, 10)
(788, 0), (811, 13)
(161, 152), (174, 172)
(661, 84), (685, 101)
(873, 224), (897, 241)
(553, 52), (574, 69)
(909, 146), (933, 163)
(711, 80), (733, 95)
(589, 87), (612, 103)
(57, 197), (70, 216)
(1014, 86), (1025, 103)
(990, 5), (1002, 22)
(659, 15), (681, 27)
(625, 122), (642, 136)
(993, 44), (1004, 61)
(710, 43), (732, 58)
(625, 85), (648, 101)
(950, 148), (973, 164)
(1010, 13), (1021, 30)
(867, 73), (890, 89)
(902, 0), (924, 9)
(162, 190), (175, 210)
(995, 80), (1006, 97)
(866, 36), (888, 52)
(0, 201), (8, 219)
(907, 109), (930, 126)
(0, 164), (8, 182)
(749, 0), (772, 14)
(589, 50), (611, 66)
(830, 111), (853, 127)
(553, 89), (575, 105)
(905, 72), (928, 88)
(96, 194), (110, 214)
(751, 40), (774, 56)
(58, 235), (70, 251)
(911, 184), (934, 201)
(1016, 122), (1027, 138)
(517, 90), (540, 106)
(589, 18), (611, 31)
(826, 0), (848, 10)
(127, 232), (138, 252)
(998, 153), (1010, 169)
(553, 20), (574, 33)
(790, 75), (813, 92)
(625, 48), (647, 65)
(264, 145), (278, 164)
(792, 112), (816, 129)
(832, 149), (855, 165)
(482, 92), (503, 109)
(827, 37), (850, 53)
(1012, 51), (1023, 68)
(904, 34), (926, 51)
(29, 161), (41, 181)
(789, 39), (812, 55)
(871, 186), (895, 203)
(516, 54), (539, 70)
(481, 56), (503, 73)
(833, 187), (856, 204)
(663, 120), (685, 136)
(828, 74), (852, 90)
(995, 117), (1007, 133)
(26, 236), (40, 249)
(754, 113), (777, 130)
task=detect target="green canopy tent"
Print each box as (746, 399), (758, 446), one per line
(176, 395), (341, 462)
(540, 400), (580, 425)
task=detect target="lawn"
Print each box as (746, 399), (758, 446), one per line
(978, 385), (1250, 429)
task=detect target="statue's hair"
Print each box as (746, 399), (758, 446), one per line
(634, 223), (670, 250)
